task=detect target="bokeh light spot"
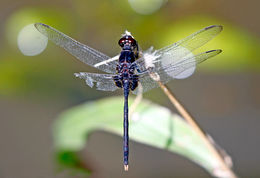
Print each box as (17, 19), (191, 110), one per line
(128, 0), (166, 15)
(17, 24), (48, 56)
(160, 46), (196, 79)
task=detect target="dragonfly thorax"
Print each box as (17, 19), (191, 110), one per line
(119, 50), (136, 63)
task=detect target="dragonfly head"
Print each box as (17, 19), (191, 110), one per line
(118, 32), (138, 51)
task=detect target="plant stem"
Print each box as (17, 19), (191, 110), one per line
(129, 86), (143, 119)
(157, 81), (238, 178)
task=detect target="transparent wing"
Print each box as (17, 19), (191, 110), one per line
(74, 72), (119, 91)
(135, 25), (223, 72)
(132, 49), (222, 94)
(34, 23), (118, 74)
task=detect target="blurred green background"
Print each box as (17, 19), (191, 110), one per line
(0, 0), (260, 177)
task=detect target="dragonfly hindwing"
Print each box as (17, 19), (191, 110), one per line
(74, 72), (118, 91)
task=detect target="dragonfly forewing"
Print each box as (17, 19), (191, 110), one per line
(156, 25), (223, 57)
(134, 25), (222, 73)
(34, 23), (118, 74)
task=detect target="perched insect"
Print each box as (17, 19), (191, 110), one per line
(34, 23), (222, 171)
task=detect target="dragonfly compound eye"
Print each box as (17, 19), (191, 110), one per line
(118, 36), (137, 48)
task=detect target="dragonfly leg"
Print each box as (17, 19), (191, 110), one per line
(130, 74), (138, 91)
(113, 75), (123, 88)
(134, 41), (140, 59)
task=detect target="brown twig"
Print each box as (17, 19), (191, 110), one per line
(129, 84), (143, 119)
(157, 80), (238, 178)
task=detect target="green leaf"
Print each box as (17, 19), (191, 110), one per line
(53, 96), (223, 175)
(55, 151), (91, 176)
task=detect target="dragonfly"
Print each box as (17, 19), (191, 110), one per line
(34, 23), (222, 171)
